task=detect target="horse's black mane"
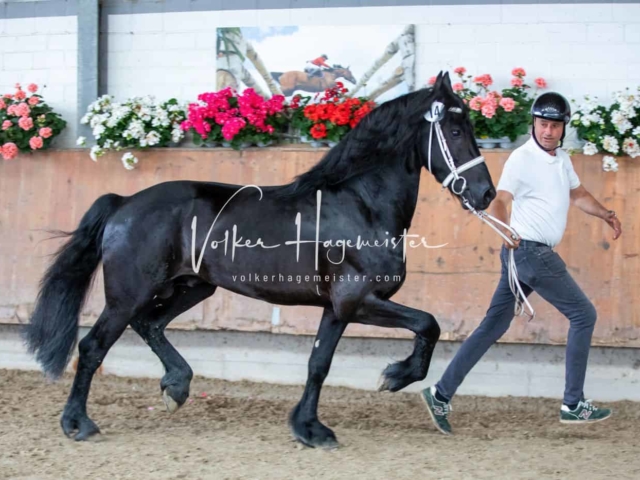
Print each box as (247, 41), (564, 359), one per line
(275, 87), (438, 200)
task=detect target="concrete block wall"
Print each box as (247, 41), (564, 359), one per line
(103, 2), (640, 118)
(2, 2), (640, 148)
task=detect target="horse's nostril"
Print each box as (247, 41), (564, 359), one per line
(483, 187), (496, 206)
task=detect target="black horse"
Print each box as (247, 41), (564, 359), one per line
(24, 72), (496, 447)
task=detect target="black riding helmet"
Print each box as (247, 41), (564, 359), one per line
(530, 92), (571, 151)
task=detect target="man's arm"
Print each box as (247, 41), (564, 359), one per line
(491, 190), (520, 249)
(570, 185), (622, 240)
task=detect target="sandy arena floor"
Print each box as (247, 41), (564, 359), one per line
(1, 369), (639, 480)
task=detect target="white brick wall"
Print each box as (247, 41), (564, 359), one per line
(0, 16), (77, 148)
(104, 3), (640, 122)
(3, 4), (639, 150)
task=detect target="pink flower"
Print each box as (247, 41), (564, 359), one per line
(1, 142), (18, 160)
(454, 66), (466, 76)
(428, 76), (437, 86)
(29, 136), (44, 150)
(535, 77), (547, 88)
(221, 117), (246, 140)
(28, 96), (39, 106)
(28, 83), (38, 93)
(452, 83), (464, 92)
(469, 96), (484, 111)
(481, 102), (497, 119)
(500, 97), (516, 112)
(10, 102), (30, 117)
(14, 83), (21, 89)
(487, 91), (502, 103)
(511, 77), (524, 87)
(511, 67), (526, 77)
(2, 120), (12, 130)
(0, 99), (5, 110)
(18, 116), (34, 131)
(15, 90), (26, 101)
(39, 127), (53, 138)
(473, 74), (493, 88)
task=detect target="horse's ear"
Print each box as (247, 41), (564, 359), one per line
(442, 71), (453, 92)
(433, 71), (444, 91)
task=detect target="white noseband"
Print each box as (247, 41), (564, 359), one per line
(424, 101), (486, 195)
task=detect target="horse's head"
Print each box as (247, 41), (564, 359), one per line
(419, 71), (496, 211)
(332, 65), (357, 84)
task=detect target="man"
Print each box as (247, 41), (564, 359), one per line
(305, 54), (331, 78)
(421, 92), (623, 435)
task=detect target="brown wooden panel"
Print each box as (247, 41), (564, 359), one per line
(0, 147), (637, 347)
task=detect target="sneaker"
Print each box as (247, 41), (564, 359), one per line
(420, 386), (452, 435)
(560, 399), (612, 424)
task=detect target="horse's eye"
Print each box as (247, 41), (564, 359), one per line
(452, 129), (461, 137)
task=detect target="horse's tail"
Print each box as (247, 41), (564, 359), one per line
(271, 72), (282, 83)
(23, 193), (124, 379)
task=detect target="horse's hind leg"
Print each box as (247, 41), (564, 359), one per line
(130, 282), (217, 413)
(354, 294), (441, 393)
(289, 307), (346, 449)
(61, 306), (131, 441)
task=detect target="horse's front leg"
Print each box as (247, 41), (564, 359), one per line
(289, 307), (347, 449)
(354, 294), (441, 393)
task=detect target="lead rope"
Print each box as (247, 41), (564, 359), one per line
(462, 199), (536, 321)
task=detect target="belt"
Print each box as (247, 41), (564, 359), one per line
(518, 239), (550, 249)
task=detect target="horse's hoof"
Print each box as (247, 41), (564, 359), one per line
(292, 429), (340, 450)
(377, 373), (393, 393)
(61, 406), (101, 441)
(289, 417), (339, 450)
(162, 389), (181, 414)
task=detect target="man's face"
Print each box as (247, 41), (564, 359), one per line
(534, 117), (564, 150)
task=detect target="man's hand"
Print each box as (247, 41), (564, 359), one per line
(605, 211), (622, 240)
(502, 229), (520, 249)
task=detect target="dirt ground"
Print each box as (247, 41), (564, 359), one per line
(1, 369), (639, 480)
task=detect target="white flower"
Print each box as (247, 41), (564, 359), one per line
(611, 110), (632, 135)
(623, 137), (640, 158)
(633, 126), (640, 138)
(614, 90), (639, 118)
(152, 108), (170, 128)
(80, 113), (92, 125)
(583, 142), (598, 156)
(106, 105), (130, 128)
(580, 112), (604, 127)
(140, 95), (155, 106)
(602, 135), (620, 155)
(121, 152), (138, 170)
(124, 119), (146, 141)
(602, 155), (618, 172)
(89, 145), (104, 162)
(89, 113), (107, 129)
(139, 106), (152, 122)
(103, 139), (114, 149)
(144, 130), (161, 147)
(76, 136), (86, 146)
(92, 124), (106, 139)
(171, 126), (183, 144)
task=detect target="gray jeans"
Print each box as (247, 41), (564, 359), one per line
(436, 240), (597, 406)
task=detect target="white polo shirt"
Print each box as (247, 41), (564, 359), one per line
(497, 138), (581, 248)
